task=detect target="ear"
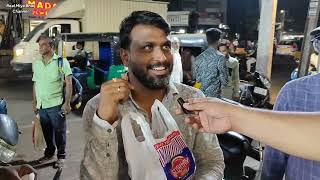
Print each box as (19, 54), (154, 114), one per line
(120, 48), (129, 67)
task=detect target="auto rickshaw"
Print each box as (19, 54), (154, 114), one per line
(171, 33), (207, 87)
(56, 33), (127, 108)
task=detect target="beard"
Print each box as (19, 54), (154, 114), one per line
(129, 59), (173, 90)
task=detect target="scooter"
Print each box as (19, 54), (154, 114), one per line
(0, 98), (63, 180)
(217, 99), (263, 180)
(239, 72), (273, 110)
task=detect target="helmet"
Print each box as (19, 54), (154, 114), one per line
(0, 114), (18, 163)
(310, 26), (320, 53)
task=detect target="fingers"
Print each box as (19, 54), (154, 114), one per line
(186, 97), (209, 104)
(111, 90), (131, 102)
(185, 116), (202, 129)
(175, 108), (184, 115)
(102, 80), (134, 91)
(183, 101), (207, 111)
(100, 78), (134, 104)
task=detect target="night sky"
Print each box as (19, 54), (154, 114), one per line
(227, 0), (310, 39)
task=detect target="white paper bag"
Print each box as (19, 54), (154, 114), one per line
(121, 100), (196, 180)
(32, 114), (46, 151)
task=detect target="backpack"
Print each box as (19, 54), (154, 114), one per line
(58, 57), (83, 110)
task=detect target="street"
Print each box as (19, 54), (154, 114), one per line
(0, 55), (296, 179)
(0, 79), (84, 179)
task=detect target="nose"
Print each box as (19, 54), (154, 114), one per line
(153, 47), (167, 62)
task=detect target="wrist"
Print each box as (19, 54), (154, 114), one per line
(97, 106), (117, 124)
(63, 101), (71, 105)
(230, 105), (246, 131)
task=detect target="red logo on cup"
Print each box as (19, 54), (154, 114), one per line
(171, 156), (190, 178)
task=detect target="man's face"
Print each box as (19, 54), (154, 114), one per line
(171, 41), (179, 51)
(219, 46), (229, 57)
(38, 38), (53, 56)
(76, 43), (83, 50)
(121, 25), (173, 89)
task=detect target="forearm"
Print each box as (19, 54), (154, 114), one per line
(32, 84), (37, 103)
(64, 76), (73, 104)
(231, 106), (320, 160)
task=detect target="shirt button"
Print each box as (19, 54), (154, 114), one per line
(107, 129), (112, 133)
(106, 153), (110, 157)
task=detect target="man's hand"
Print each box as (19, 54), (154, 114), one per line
(62, 103), (72, 115)
(176, 98), (233, 134)
(32, 101), (38, 114)
(97, 75), (134, 124)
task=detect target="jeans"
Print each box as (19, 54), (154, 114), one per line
(39, 104), (66, 159)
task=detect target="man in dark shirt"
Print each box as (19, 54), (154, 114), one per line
(193, 28), (228, 97)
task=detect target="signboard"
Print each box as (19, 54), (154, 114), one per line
(309, 0), (319, 16)
(26, 0), (56, 17)
(167, 11), (189, 26)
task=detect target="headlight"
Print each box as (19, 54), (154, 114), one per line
(0, 139), (16, 163)
(15, 49), (24, 57)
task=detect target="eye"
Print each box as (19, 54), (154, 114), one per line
(143, 45), (153, 51)
(163, 45), (171, 50)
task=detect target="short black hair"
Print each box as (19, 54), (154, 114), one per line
(119, 11), (170, 50)
(206, 28), (222, 45)
(37, 34), (54, 47)
(76, 41), (85, 48)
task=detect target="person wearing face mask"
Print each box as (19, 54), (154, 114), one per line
(170, 37), (183, 83)
(218, 43), (240, 101)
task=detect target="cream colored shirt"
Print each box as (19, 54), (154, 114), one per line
(80, 83), (225, 180)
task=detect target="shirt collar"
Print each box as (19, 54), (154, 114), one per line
(39, 53), (59, 64)
(128, 82), (179, 109)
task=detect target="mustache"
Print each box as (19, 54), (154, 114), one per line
(147, 62), (171, 69)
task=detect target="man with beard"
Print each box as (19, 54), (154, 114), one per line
(80, 11), (224, 180)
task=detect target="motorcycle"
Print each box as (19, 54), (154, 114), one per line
(0, 98), (62, 180)
(239, 72), (273, 110)
(217, 99), (263, 180)
(218, 72), (273, 180)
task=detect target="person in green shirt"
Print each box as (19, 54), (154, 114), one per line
(32, 34), (72, 168)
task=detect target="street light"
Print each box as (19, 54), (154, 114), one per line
(280, 10), (285, 14)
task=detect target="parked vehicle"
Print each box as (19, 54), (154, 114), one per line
(56, 33), (126, 111)
(276, 38), (303, 60)
(171, 34), (265, 180)
(171, 33), (207, 86)
(239, 72), (273, 109)
(0, 99), (59, 179)
(10, 0), (168, 77)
